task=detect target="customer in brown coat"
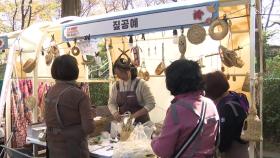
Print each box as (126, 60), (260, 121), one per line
(45, 54), (94, 158)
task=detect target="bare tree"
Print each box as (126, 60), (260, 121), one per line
(11, 0), (33, 31)
(80, 0), (98, 16)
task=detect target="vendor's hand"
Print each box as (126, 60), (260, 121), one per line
(113, 112), (122, 122)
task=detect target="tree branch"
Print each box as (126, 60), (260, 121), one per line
(265, 0), (275, 30)
(12, 0), (18, 31)
(21, 0), (25, 29)
(27, 0), (32, 27)
(267, 22), (280, 28)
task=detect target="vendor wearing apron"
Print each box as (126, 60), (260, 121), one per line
(108, 58), (155, 124)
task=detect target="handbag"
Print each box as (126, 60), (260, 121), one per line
(173, 101), (207, 158)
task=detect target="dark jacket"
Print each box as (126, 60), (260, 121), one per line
(45, 81), (94, 158)
(217, 93), (247, 152)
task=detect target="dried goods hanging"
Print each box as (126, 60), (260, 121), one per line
(219, 46), (244, 68)
(138, 48), (150, 81)
(131, 40), (141, 67)
(178, 28), (186, 59)
(155, 33), (166, 75)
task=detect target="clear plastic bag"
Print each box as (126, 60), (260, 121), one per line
(113, 124), (155, 158)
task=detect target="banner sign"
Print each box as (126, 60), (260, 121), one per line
(0, 36), (8, 50)
(63, 1), (219, 41)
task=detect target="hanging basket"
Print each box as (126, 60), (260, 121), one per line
(138, 62), (150, 81)
(71, 46), (80, 56)
(48, 46), (60, 58)
(138, 70), (150, 81)
(187, 24), (206, 45)
(155, 62), (165, 75)
(209, 19), (229, 41)
(241, 111), (262, 142)
(23, 58), (37, 73)
(45, 52), (53, 66)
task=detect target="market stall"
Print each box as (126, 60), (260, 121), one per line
(0, 0), (263, 157)
(62, 0), (263, 156)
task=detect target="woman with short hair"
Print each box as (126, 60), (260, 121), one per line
(204, 71), (249, 158)
(151, 59), (219, 158)
(45, 54), (94, 158)
(108, 57), (155, 124)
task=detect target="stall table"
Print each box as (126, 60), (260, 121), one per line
(26, 136), (113, 158)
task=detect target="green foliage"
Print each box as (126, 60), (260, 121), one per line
(265, 55), (280, 78)
(263, 32), (280, 142)
(89, 82), (109, 106)
(263, 78), (280, 142)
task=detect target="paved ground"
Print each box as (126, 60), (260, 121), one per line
(263, 151), (280, 158)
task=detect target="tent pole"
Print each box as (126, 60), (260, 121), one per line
(249, 0), (257, 158)
(32, 31), (48, 123)
(0, 42), (17, 124)
(256, 0), (264, 157)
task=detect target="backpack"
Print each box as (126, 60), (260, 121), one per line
(220, 91), (249, 116)
(217, 91), (249, 152)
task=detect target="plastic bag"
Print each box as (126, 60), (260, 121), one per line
(113, 124), (155, 158)
(112, 140), (154, 158)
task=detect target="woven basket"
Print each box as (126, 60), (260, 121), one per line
(71, 46), (80, 56)
(155, 62), (165, 75)
(120, 130), (132, 141)
(23, 58), (37, 73)
(48, 46), (60, 57)
(45, 52), (53, 66)
(241, 111), (262, 142)
(219, 46), (244, 68)
(187, 24), (206, 45)
(138, 62), (150, 81)
(91, 117), (112, 137)
(209, 19), (229, 41)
